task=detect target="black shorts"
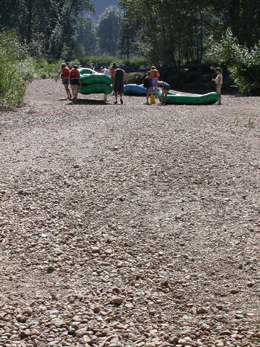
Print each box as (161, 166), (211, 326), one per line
(114, 83), (124, 94)
(71, 79), (79, 85)
(62, 77), (69, 84)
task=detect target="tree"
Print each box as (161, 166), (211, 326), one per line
(0, 0), (94, 59)
(77, 15), (99, 56)
(119, 15), (141, 58)
(97, 6), (123, 56)
(209, 0), (260, 49)
(206, 30), (260, 95)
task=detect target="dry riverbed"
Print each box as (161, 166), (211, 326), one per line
(0, 79), (260, 347)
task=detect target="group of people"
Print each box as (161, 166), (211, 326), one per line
(101, 62), (128, 104)
(104, 63), (169, 105)
(144, 66), (170, 105)
(56, 62), (82, 102)
(56, 62), (223, 105)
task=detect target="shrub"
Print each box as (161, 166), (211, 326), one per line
(206, 30), (260, 95)
(0, 30), (36, 108)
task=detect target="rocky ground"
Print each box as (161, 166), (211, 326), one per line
(0, 79), (260, 347)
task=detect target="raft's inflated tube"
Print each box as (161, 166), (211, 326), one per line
(124, 84), (157, 96)
(78, 83), (113, 94)
(158, 90), (220, 105)
(79, 68), (112, 85)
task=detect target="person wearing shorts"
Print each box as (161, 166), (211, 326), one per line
(113, 66), (128, 104)
(144, 72), (152, 104)
(69, 65), (82, 103)
(212, 67), (223, 105)
(56, 63), (71, 99)
(157, 81), (170, 105)
(151, 66), (160, 97)
(102, 65), (110, 101)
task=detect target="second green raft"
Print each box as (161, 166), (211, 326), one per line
(158, 90), (220, 105)
(78, 68), (113, 94)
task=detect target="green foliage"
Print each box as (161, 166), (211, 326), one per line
(35, 58), (63, 79)
(0, 30), (36, 108)
(97, 6), (123, 56)
(78, 55), (148, 71)
(0, 0), (94, 60)
(34, 58), (81, 79)
(77, 15), (98, 56)
(206, 30), (260, 95)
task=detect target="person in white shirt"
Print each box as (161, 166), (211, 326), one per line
(212, 67), (223, 105)
(101, 65), (110, 101)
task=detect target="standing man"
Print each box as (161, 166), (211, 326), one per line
(113, 64), (128, 104)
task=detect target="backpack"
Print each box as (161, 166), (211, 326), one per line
(143, 77), (149, 88)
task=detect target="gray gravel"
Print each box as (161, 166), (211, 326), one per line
(0, 79), (260, 347)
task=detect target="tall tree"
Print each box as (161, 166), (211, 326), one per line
(0, 0), (94, 59)
(97, 6), (123, 56)
(77, 15), (99, 55)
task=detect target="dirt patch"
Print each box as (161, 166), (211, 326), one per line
(0, 79), (260, 347)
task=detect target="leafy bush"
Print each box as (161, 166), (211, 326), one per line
(0, 30), (36, 108)
(206, 30), (260, 95)
(35, 58), (82, 79)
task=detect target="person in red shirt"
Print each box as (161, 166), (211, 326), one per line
(69, 65), (82, 103)
(151, 66), (160, 97)
(56, 63), (71, 99)
(66, 62), (73, 70)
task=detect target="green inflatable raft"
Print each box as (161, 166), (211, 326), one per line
(78, 83), (113, 94)
(158, 90), (220, 105)
(78, 68), (112, 95)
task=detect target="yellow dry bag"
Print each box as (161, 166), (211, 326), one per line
(150, 93), (155, 104)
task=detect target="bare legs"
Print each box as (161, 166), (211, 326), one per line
(146, 87), (151, 104)
(71, 85), (79, 102)
(161, 90), (169, 105)
(63, 83), (71, 99)
(216, 85), (222, 104)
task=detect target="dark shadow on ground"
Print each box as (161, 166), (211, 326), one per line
(69, 99), (109, 105)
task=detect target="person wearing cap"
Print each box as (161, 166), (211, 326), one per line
(56, 63), (71, 99)
(113, 65), (128, 104)
(69, 65), (82, 103)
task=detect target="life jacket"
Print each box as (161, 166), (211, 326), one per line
(62, 67), (70, 78)
(67, 64), (73, 70)
(71, 69), (79, 78)
(110, 68), (114, 77)
(152, 69), (159, 78)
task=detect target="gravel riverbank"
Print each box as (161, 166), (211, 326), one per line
(0, 79), (260, 347)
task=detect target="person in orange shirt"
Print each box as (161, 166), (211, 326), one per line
(69, 65), (82, 103)
(151, 66), (160, 97)
(66, 62), (73, 71)
(110, 62), (117, 78)
(56, 63), (71, 99)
